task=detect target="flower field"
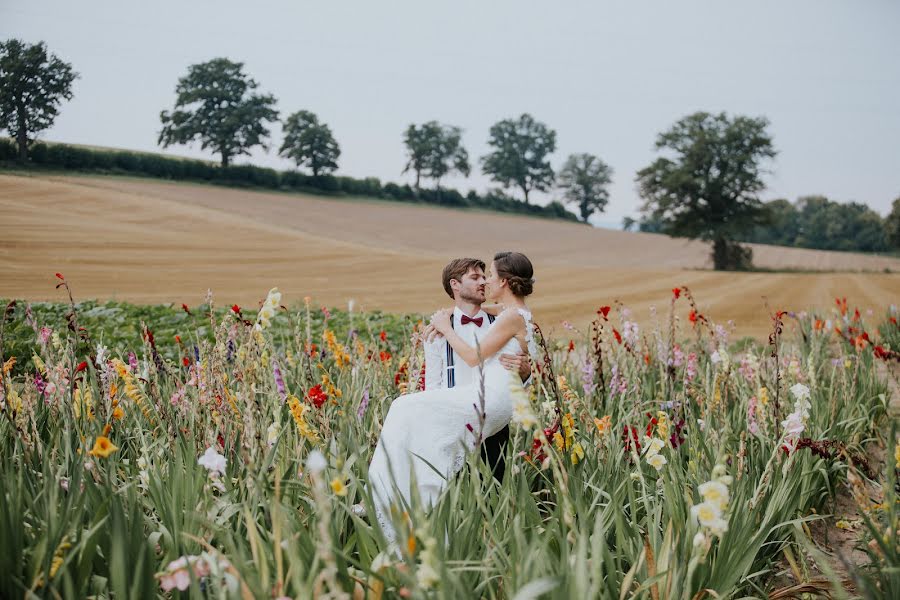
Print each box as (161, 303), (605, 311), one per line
(1, 279), (898, 599)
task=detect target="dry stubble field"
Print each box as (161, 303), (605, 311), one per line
(1, 172), (898, 339)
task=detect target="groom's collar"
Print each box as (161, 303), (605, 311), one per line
(453, 305), (485, 321)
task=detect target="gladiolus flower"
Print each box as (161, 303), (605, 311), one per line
(305, 384), (328, 409)
(689, 310), (698, 324)
(55, 272), (64, 280)
(597, 306), (610, 319)
(181, 303), (191, 315)
(182, 357), (190, 367)
(567, 340), (575, 352)
(231, 304), (241, 314)
(198, 446), (226, 475)
(379, 350), (392, 362)
(330, 477), (348, 496)
(75, 361), (88, 373)
(672, 287), (681, 299)
(612, 328), (622, 344)
(88, 436), (118, 458)
(379, 330), (387, 342)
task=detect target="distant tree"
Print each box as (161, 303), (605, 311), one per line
(636, 111), (776, 270)
(158, 58), (278, 168)
(481, 113), (556, 204)
(746, 198), (798, 246)
(279, 110), (340, 176)
(558, 153), (613, 222)
(622, 216), (637, 231)
(402, 121), (469, 191)
(885, 196), (900, 251)
(0, 39), (77, 161)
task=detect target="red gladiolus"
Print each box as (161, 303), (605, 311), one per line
(175, 335), (182, 344)
(612, 328), (622, 344)
(689, 310), (697, 324)
(306, 384), (328, 409)
(231, 304), (241, 314)
(598, 306), (611, 319)
(379, 330), (387, 342)
(55, 272), (64, 280)
(568, 340), (575, 352)
(75, 361), (88, 373)
(672, 287), (681, 300)
(182, 357), (190, 367)
(835, 297), (847, 316)
(814, 319), (824, 331)
(853, 308), (860, 322)
(181, 303), (191, 315)
(379, 350), (392, 362)
(890, 317), (898, 326)
(874, 346), (888, 359)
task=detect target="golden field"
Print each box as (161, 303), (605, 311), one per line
(1, 172), (898, 339)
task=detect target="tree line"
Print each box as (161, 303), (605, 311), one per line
(2, 39), (898, 269)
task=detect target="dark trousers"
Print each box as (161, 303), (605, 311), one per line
(480, 425), (509, 482)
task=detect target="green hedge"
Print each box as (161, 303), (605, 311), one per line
(0, 138), (580, 222)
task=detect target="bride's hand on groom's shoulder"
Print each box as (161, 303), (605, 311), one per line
(430, 308), (453, 336)
(422, 322), (443, 343)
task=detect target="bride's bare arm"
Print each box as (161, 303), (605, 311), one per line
(437, 311), (523, 367)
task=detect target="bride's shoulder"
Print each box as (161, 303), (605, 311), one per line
(497, 305), (530, 326)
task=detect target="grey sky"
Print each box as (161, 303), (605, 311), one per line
(3, 0), (899, 226)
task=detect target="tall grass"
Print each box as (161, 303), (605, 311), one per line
(0, 284), (896, 598)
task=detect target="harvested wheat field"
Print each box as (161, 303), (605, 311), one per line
(1, 172), (898, 339)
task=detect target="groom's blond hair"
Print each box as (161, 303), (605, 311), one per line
(442, 258), (486, 298)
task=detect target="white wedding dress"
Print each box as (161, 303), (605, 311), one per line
(366, 308), (537, 543)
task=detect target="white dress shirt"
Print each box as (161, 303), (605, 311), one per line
(424, 306), (491, 390)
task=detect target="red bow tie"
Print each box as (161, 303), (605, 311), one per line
(460, 315), (483, 327)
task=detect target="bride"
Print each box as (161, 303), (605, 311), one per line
(362, 251), (538, 543)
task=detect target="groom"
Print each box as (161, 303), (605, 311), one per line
(423, 257), (531, 481)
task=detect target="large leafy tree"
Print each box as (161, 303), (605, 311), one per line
(558, 153), (613, 222)
(885, 196), (900, 251)
(0, 39), (77, 161)
(158, 58), (278, 168)
(481, 113), (556, 204)
(402, 121), (470, 191)
(636, 111), (776, 270)
(279, 110), (340, 176)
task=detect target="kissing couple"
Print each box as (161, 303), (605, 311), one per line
(355, 251), (538, 545)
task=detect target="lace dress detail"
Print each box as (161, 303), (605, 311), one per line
(366, 306), (535, 543)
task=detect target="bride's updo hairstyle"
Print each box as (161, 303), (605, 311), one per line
(493, 251), (534, 297)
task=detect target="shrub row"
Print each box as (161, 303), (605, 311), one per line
(0, 139), (580, 222)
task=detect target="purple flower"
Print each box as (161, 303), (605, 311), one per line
(357, 388), (370, 420)
(273, 361), (286, 402)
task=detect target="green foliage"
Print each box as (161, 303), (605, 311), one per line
(883, 196), (900, 251)
(0, 138), (580, 222)
(402, 121), (470, 191)
(0, 290), (894, 597)
(743, 195), (891, 253)
(558, 152), (613, 222)
(279, 110), (340, 177)
(481, 113), (557, 204)
(0, 39), (77, 161)
(158, 58), (279, 168)
(637, 111), (776, 270)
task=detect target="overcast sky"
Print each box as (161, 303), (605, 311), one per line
(3, 1), (899, 226)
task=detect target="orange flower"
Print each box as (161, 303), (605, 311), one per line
(88, 436), (118, 458)
(112, 406), (124, 420)
(594, 415), (612, 435)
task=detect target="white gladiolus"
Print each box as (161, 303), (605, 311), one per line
(647, 453), (668, 471)
(198, 447), (226, 476)
(306, 449), (327, 475)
